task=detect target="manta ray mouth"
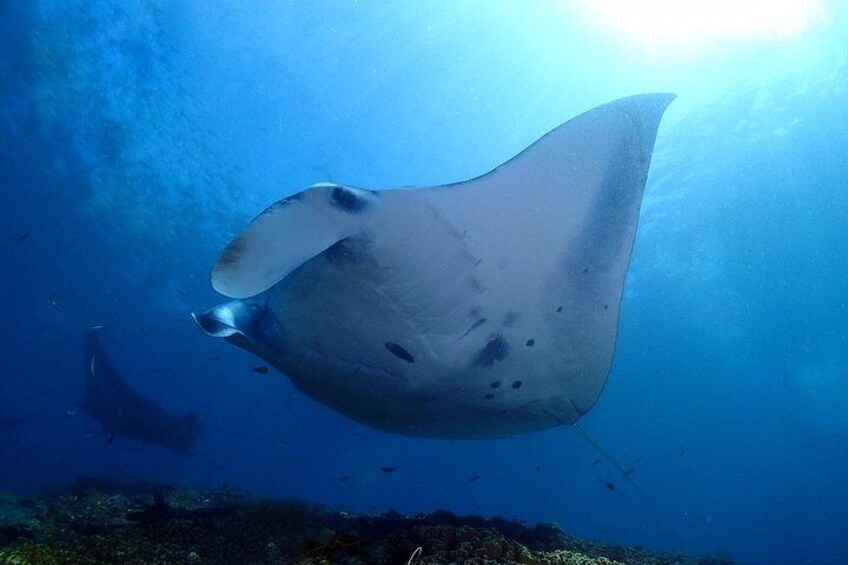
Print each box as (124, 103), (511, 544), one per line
(192, 311), (235, 338)
(192, 300), (270, 350)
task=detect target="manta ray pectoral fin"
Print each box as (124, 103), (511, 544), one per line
(413, 92), (675, 419)
(212, 183), (381, 299)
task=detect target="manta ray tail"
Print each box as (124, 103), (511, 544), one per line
(573, 422), (644, 496)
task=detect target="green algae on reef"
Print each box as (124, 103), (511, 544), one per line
(0, 483), (733, 564)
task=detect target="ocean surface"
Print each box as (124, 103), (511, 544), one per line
(2, 1), (847, 564)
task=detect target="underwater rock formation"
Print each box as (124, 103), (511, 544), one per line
(0, 481), (733, 564)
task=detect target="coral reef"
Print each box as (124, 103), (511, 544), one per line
(0, 480), (733, 564)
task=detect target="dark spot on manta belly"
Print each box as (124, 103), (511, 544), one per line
(331, 186), (367, 212)
(471, 333), (510, 368)
(484, 393), (495, 399)
(490, 380), (501, 388)
(512, 380), (523, 389)
(526, 339), (535, 347)
(556, 306), (563, 313)
(385, 342), (415, 363)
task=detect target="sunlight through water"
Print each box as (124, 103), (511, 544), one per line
(567, 0), (824, 55)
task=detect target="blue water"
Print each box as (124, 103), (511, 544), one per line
(2, 1), (847, 563)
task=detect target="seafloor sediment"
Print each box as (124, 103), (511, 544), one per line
(0, 480), (734, 564)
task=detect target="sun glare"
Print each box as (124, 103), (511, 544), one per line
(571, 0), (822, 51)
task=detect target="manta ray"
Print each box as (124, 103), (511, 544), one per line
(194, 93), (675, 439)
(81, 327), (201, 453)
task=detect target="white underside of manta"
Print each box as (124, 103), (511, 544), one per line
(194, 93), (675, 439)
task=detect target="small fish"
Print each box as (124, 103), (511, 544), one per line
(48, 294), (63, 310)
(107, 434), (115, 445)
(251, 366), (269, 374)
(380, 466), (396, 474)
(605, 481), (616, 491)
(138, 320), (149, 335)
(678, 445), (686, 457)
(14, 233), (30, 242)
(89, 356), (97, 378)
(469, 474), (481, 482)
(63, 408), (78, 421)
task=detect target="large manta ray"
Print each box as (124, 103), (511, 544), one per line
(194, 93), (675, 439)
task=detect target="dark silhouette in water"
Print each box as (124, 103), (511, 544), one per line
(80, 327), (200, 454)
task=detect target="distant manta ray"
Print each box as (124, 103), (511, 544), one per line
(81, 327), (200, 453)
(194, 94), (675, 439)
